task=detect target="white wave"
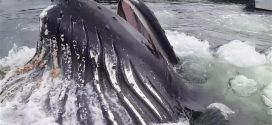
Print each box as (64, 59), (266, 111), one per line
(166, 31), (212, 59)
(0, 70), (58, 125)
(217, 40), (267, 67)
(265, 48), (272, 64)
(262, 83), (272, 115)
(153, 118), (189, 125)
(166, 30), (272, 124)
(229, 75), (258, 97)
(167, 31), (271, 68)
(0, 69), (106, 125)
(0, 44), (35, 69)
(207, 103), (235, 120)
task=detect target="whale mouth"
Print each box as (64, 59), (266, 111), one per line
(118, 0), (158, 44)
(118, 0), (143, 34)
(118, 0), (155, 52)
(117, 0), (179, 65)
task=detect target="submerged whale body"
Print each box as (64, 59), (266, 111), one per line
(0, 0), (232, 124)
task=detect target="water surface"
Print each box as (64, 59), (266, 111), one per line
(0, 0), (272, 125)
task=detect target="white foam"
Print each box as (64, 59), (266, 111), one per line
(229, 75), (258, 97)
(0, 102), (58, 125)
(265, 48), (272, 64)
(166, 31), (212, 59)
(61, 83), (78, 125)
(0, 70), (58, 125)
(153, 118), (189, 125)
(207, 103), (235, 120)
(0, 44), (35, 69)
(85, 83), (106, 125)
(262, 83), (272, 115)
(166, 30), (272, 124)
(217, 40), (266, 67)
(0, 67), (106, 125)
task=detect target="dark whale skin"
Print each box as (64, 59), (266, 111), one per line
(37, 0), (194, 124)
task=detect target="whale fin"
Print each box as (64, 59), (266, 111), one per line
(117, 0), (179, 65)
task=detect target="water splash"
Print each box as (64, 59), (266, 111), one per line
(0, 44), (35, 80)
(0, 44), (35, 69)
(166, 30), (272, 125)
(217, 40), (267, 67)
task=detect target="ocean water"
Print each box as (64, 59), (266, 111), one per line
(168, 31), (272, 125)
(0, 0), (272, 125)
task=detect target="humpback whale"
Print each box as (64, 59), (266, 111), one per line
(0, 0), (233, 124)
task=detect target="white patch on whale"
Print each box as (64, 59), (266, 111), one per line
(91, 51), (118, 125)
(40, 5), (55, 19)
(40, 5), (55, 31)
(104, 50), (121, 92)
(124, 64), (162, 120)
